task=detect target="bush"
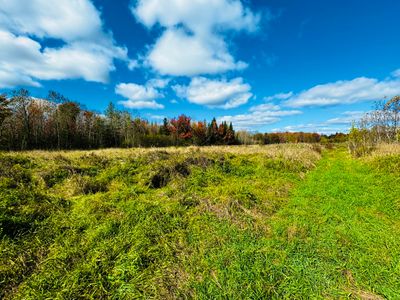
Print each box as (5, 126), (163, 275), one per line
(348, 126), (375, 157)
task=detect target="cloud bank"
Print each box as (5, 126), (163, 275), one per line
(0, 0), (130, 88)
(283, 71), (400, 108)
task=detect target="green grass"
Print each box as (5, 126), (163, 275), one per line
(0, 145), (399, 299)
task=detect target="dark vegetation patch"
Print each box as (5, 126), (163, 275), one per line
(149, 159), (200, 189)
(150, 167), (172, 188)
(149, 154), (261, 189)
(40, 167), (70, 187)
(72, 175), (109, 195)
(174, 162), (191, 177)
(0, 155), (33, 171)
(0, 156), (35, 187)
(1, 219), (34, 238)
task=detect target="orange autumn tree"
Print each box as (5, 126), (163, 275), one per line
(169, 114), (193, 140)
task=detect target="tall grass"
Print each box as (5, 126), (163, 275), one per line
(1, 144), (399, 298)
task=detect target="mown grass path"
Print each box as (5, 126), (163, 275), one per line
(265, 147), (400, 298)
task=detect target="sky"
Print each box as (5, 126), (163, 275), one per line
(0, 0), (399, 134)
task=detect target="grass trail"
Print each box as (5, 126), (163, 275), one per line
(265, 147), (400, 298)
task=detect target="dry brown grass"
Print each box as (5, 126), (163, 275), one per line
(370, 143), (400, 157)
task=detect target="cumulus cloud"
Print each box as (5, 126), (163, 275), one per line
(173, 77), (252, 109)
(0, 0), (103, 41)
(218, 105), (302, 129)
(146, 28), (247, 76)
(116, 79), (168, 109)
(283, 71), (400, 108)
(0, 0), (129, 88)
(132, 0), (260, 76)
(0, 67), (41, 88)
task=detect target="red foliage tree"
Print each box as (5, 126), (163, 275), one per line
(170, 114), (193, 140)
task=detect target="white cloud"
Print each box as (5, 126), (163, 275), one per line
(146, 28), (247, 76)
(274, 110), (367, 134)
(133, 0), (259, 32)
(116, 83), (160, 102)
(278, 124), (346, 135)
(249, 103), (281, 112)
(325, 111), (366, 125)
(264, 92), (293, 101)
(116, 80), (167, 110)
(284, 71), (400, 108)
(0, 67), (41, 88)
(147, 78), (170, 89)
(0, 0), (129, 88)
(392, 69), (400, 78)
(173, 77), (252, 109)
(132, 0), (260, 76)
(0, 0), (103, 41)
(218, 107), (302, 130)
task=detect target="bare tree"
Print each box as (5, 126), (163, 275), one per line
(349, 95), (400, 156)
(0, 94), (11, 126)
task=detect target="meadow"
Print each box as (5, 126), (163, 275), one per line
(1, 143), (399, 299)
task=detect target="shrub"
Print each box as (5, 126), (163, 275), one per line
(348, 125), (375, 157)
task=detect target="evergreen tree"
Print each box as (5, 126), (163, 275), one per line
(225, 122), (236, 145)
(207, 118), (219, 145)
(159, 117), (170, 135)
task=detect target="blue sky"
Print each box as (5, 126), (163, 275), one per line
(0, 0), (399, 133)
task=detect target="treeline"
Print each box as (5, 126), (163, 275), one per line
(0, 89), (237, 150)
(0, 88), (354, 151)
(236, 131), (348, 145)
(349, 96), (400, 156)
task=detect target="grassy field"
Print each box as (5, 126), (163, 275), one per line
(1, 144), (399, 299)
